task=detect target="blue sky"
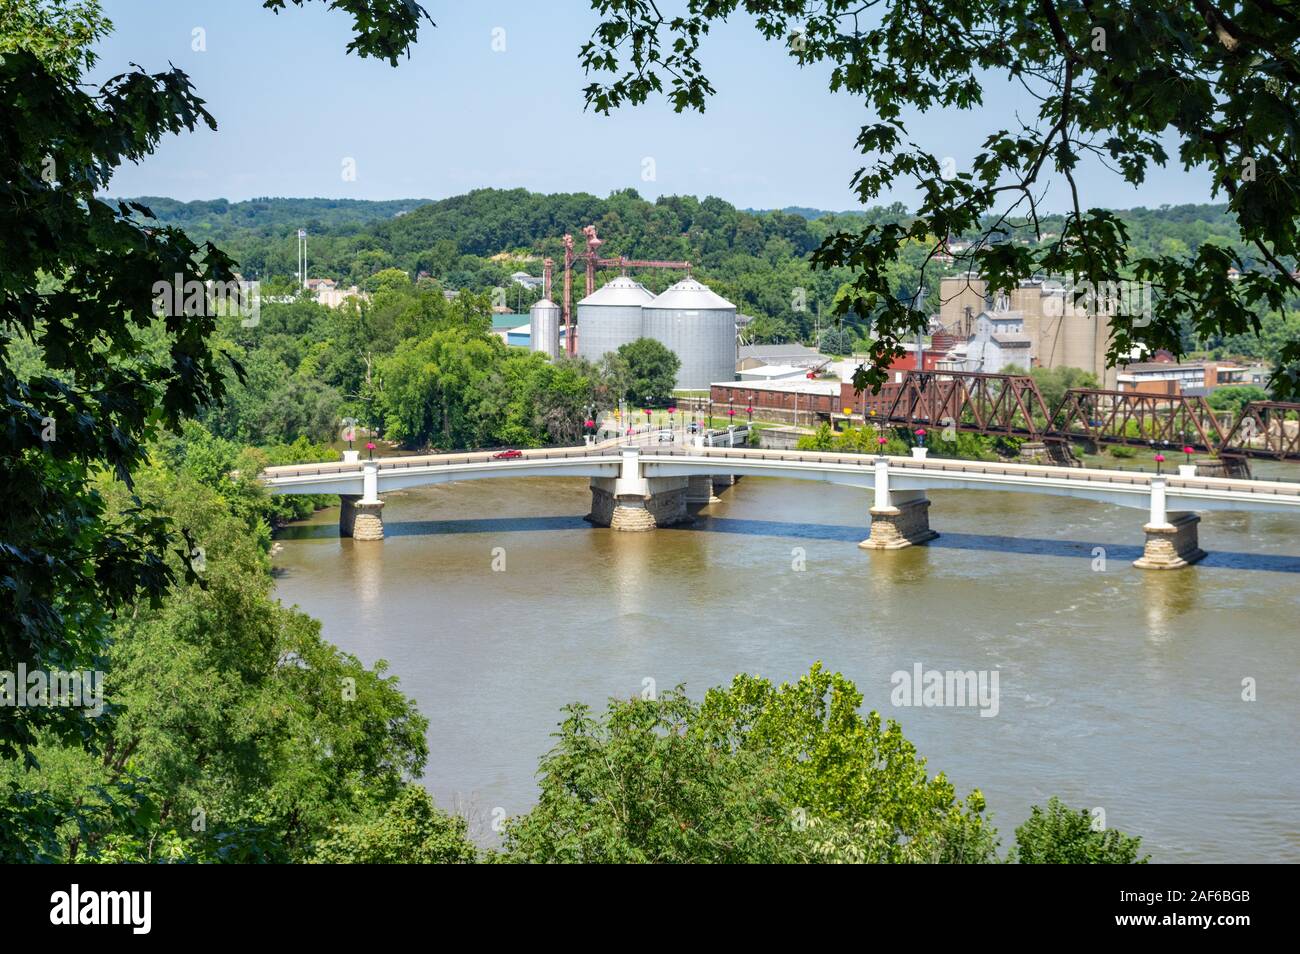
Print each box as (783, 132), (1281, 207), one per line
(93, 0), (1215, 212)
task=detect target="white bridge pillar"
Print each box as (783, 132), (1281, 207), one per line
(341, 460), (384, 541)
(588, 446), (689, 530)
(1134, 476), (1205, 569)
(860, 456), (938, 550)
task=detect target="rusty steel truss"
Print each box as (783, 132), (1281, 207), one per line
(1047, 388), (1225, 451)
(874, 372), (1300, 463)
(1220, 401), (1300, 459)
(879, 371), (1052, 438)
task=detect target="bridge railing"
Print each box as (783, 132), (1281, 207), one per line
(640, 444), (1300, 496)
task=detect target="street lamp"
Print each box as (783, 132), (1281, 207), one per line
(1154, 451), (1165, 475)
(746, 405), (753, 423)
(366, 440), (376, 461)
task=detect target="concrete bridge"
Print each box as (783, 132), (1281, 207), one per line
(259, 433), (1300, 570)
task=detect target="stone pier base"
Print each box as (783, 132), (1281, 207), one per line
(1133, 512), (1205, 570)
(711, 473), (736, 491)
(687, 474), (721, 505)
(340, 495), (385, 541)
(859, 497), (938, 550)
(588, 482), (690, 531)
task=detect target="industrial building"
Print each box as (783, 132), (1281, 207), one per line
(575, 276), (655, 364)
(937, 275), (1118, 387)
(534, 272), (738, 390)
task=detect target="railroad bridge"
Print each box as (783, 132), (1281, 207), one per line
(842, 370), (1300, 474)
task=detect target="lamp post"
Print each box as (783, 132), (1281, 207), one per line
(746, 405), (753, 424)
(366, 440), (376, 462)
(1154, 452), (1165, 475)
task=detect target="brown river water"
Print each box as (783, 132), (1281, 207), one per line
(273, 472), (1300, 861)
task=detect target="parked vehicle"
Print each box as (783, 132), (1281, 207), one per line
(493, 449), (524, 460)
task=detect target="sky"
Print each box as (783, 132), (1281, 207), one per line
(92, 0), (1216, 213)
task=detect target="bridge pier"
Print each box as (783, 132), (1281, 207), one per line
(686, 474), (720, 505)
(340, 461), (385, 541)
(587, 447), (690, 531)
(860, 457), (938, 550)
(1133, 477), (1204, 569)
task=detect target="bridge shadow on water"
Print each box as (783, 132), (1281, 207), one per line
(678, 516), (1300, 574)
(279, 514), (1300, 574)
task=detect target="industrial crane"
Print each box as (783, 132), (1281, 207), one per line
(542, 225), (692, 356)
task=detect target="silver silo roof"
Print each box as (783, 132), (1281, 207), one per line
(576, 276), (653, 362)
(642, 278), (737, 390)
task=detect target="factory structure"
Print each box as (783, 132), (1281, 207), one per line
(528, 225), (737, 390)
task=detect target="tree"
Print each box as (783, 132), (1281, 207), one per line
(0, 0), (431, 853)
(1013, 798), (1149, 864)
(497, 664), (998, 864)
(1207, 384), (1269, 414)
(819, 327), (854, 355)
(617, 337), (680, 404)
(312, 785), (477, 864)
(578, 2), (1300, 400)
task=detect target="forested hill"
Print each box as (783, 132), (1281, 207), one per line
(124, 189), (1242, 287)
(123, 196), (431, 239)
(118, 189), (1253, 348)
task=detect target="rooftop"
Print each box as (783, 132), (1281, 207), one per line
(712, 377), (839, 396)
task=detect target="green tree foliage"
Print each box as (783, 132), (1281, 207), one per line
(0, 0), (431, 858)
(312, 785), (477, 864)
(819, 327), (854, 355)
(1012, 797), (1149, 864)
(1030, 366), (1101, 413)
(495, 690), (816, 863)
(617, 337), (680, 405)
(1207, 384), (1269, 414)
(3, 460), (429, 862)
(498, 665), (999, 863)
(577, 2), (1300, 400)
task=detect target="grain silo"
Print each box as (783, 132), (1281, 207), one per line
(641, 278), (737, 390)
(576, 276), (654, 362)
(529, 297), (561, 359)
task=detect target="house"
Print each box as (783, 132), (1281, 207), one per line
(510, 271), (544, 291)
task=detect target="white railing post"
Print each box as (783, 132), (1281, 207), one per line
(1148, 475), (1169, 527)
(361, 460), (380, 504)
(874, 456), (890, 510)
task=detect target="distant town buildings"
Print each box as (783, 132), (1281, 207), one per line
(305, 278), (366, 309)
(1117, 355), (1270, 396)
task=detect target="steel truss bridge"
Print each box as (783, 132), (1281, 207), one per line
(861, 370), (1300, 470)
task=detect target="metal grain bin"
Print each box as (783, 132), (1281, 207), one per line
(529, 297), (561, 359)
(576, 276), (654, 362)
(642, 278), (737, 390)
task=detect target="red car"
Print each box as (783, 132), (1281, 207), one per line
(492, 448), (524, 460)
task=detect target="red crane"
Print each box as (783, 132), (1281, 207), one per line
(557, 225), (691, 356)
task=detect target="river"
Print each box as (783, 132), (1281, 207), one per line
(272, 472), (1300, 862)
